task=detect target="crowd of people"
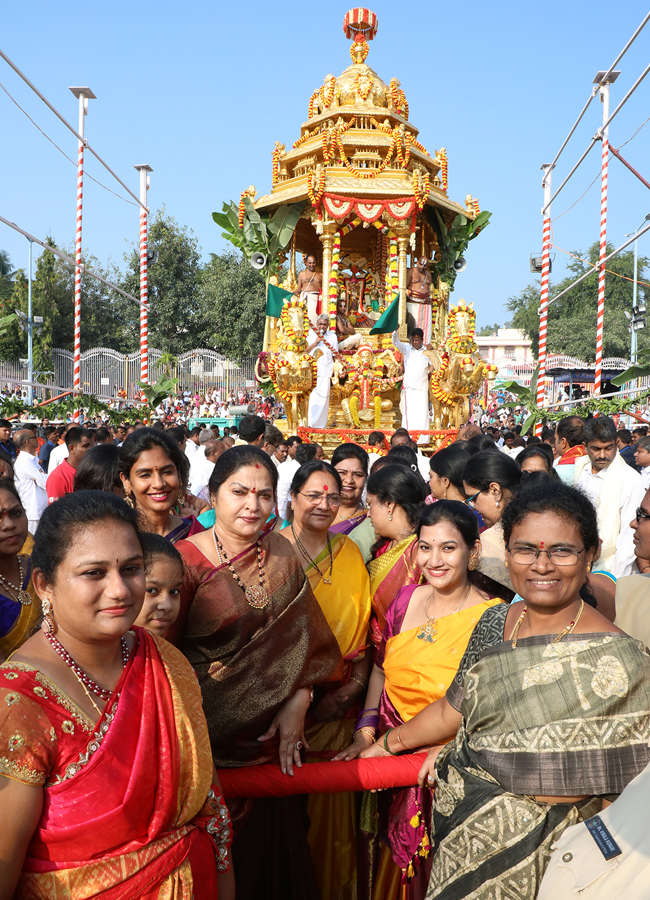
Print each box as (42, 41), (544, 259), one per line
(1, 408), (650, 900)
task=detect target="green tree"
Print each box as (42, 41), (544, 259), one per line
(120, 208), (202, 354)
(507, 242), (649, 360)
(0, 250), (14, 305)
(198, 251), (266, 361)
(0, 271), (27, 360)
(477, 323), (502, 336)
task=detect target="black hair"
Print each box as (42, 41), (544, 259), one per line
(295, 443), (318, 464)
(501, 475), (599, 552)
(139, 531), (183, 576)
(290, 460), (342, 496)
(331, 443), (369, 475)
(366, 464), (427, 534)
(540, 425), (556, 443)
(207, 444), (277, 498)
(0, 419), (12, 429)
(239, 415), (267, 443)
(166, 425), (186, 444)
(468, 433), (498, 452)
(65, 426), (90, 450)
(73, 443), (121, 493)
(516, 443), (557, 475)
(411, 328), (424, 339)
(463, 450), (523, 494)
(95, 426), (112, 443)
(32, 491), (142, 583)
(0, 477), (22, 507)
(429, 445), (472, 493)
(583, 416), (616, 445)
(617, 429), (632, 445)
(526, 434), (541, 445)
(264, 424), (284, 447)
(417, 499), (479, 549)
(189, 426), (202, 437)
(118, 427), (190, 491)
(43, 426), (57, 438)
(368, 431), (385, 446)
(556, 415), (585, 448)
(287, 435), (303, 448)
(386, 445), (419, 472)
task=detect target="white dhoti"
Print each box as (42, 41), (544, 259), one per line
(338, 333), (362, 350)
(392, 330), (431, 444)
(301, 292), (320, 325)
(406, 295), (432, 345)
(308, 328), (337, 429)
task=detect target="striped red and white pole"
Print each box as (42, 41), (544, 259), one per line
(594, 135), (609, 396)
(536, 165), (552, 434)
(139, 208), (148, 384)
(73, 138), (84, 422)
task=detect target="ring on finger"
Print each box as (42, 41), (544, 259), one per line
(294, 741), (303, 751)
(427, 774), (435, 785)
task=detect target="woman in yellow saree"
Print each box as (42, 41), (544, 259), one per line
(283, 460), (372, 900)
(366, 465), (428, 648)
(0, 480), (40, 663)
(337, 501), (503, 900)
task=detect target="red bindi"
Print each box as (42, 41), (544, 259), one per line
(255, 464), (260, 468)
(251, 487), (256, 493)
(540, 541), (544, 548)
(323, 484), (328, 491)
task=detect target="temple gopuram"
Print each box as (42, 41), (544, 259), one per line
(229, 9), (496, 449)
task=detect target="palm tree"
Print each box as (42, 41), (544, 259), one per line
(0, 250), (13, 281)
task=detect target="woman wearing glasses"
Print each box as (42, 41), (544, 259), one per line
(171, 446), (342, 900)
(284, 460), (372, 900)
(375, 479), (650, 900)
(463, 450), (523, 599)
(614, 490), (650, 645)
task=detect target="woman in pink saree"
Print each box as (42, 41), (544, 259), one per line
(0, 491), (232, 900)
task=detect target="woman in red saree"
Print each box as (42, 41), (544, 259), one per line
(0, 491), (231, 900)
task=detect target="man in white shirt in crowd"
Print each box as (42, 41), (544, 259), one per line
(634, 436), (650, 491)
(391, 327), (431, 445)
(261, 425), (285, 460)
(185, 427), (201, 459)
(575, 416), (645, 577)
(271, 442), (288, 470)
(307, 314), (338, 429)
(367, 431), (386, 470)
(47, 426), (70, 472)
(276, 435), (304, 519)
(13, 429), (47, 533)
(189, 439), (223, 497)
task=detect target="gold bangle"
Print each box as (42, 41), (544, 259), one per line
(350, 672), (369, 689)
(354, 727), (376, 739)
(396, 726), (409, 749)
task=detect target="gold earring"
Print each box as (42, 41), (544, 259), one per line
(388, 510), (393, 521)
(444, 487), (448, 500)
(41, 598), (55, 634)
(468, 554), (479, 571)
(125, 495), (135, 509)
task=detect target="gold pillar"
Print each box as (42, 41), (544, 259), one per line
(397, 231), (410, 341)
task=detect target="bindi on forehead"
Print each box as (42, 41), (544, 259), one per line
(323, 484), (328, 491)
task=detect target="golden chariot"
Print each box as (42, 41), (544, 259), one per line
(245, 9), (497, 452)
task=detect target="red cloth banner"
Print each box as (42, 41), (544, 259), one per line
(217, 752), (427, 799)
(321, 194), (417, 224)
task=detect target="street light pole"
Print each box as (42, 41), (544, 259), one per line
(27, 239), (33, 407)
(624, 213), (650, 364)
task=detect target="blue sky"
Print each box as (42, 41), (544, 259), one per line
(2, 0), (650, 332)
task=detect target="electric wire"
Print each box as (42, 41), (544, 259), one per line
(0, 80), (139, 207)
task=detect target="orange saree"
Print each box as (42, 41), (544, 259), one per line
(0, 628), (231, 900)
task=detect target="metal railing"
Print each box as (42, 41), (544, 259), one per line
(0, 348), (257, 403)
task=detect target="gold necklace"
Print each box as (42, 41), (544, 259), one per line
(291, 525), (333, 584)
(510, 599), (585, 649)
(417, 583), (472, 643)
(335, 504), (366, 523)
(212, 529), (269, 609)
(0, 557), (31, 605)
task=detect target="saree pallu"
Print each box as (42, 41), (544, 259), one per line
(368, 535), (420, 648)
(0, 629), (228, 900)
(427, 610), (650, 899)
(166, 515), (204, 544)
(0, 557), (41, 659)
(330, 510), (368, 536)
(303, 533), (373, 900)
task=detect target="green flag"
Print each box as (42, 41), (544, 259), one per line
(369, 294), (399, 335)
(266, 284), (294, 317)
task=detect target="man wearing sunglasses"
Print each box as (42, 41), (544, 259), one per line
(574, 416), (644, 577)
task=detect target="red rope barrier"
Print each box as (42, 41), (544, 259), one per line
(217, 752), (427, 799)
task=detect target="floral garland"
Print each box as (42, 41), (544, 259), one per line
(268, 354), (318, 406)
(336, 130), (395, 179)
(375, 230), (388, 297)
(271, 147), (282, 187)
(389, 79), (409, 119)
(329, 233), (341, 329)
(430, 353), (453, 405)
(413, 169), (430, 210)
(238, 188), (255, 229)
(483, 362), (499, 380)
(385, 236), (398, 306)
(340, 216), (361, 236)
(323, 118), (356, 164)
(297, 425), (458, 448)
(354, 69), (373, 100)
(293, 127), (318, 150)
(447, 301), (477, 354)
(395, 130), (413, 168)
(279, 298), (309, 352)
(473, 198), (480, 216)
(438, 149), (448, 193)
(308, 90), (319, 119)
(307, 168), (326, 208)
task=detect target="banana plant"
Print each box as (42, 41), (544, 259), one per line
(0, 314), (17, 338)
(499, 364), (541, 434)
(137, 376), (179, 419)
(610, 349), (650, 386)
(212, 198), (307, 279)
(426, 208), (492, 290)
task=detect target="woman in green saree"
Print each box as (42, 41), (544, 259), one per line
(362, 477), (650, 899)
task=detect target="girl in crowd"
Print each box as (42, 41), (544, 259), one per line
(366, 465), (428, 648)
(0, 479), (39, 661)
(330, 443), (369, 534)
(340, 502), (503, 898)
(377, 480), (650, 900)
(171, 445), (342, 900)
(428, 447), (472, 503)
(119, 427), (204, 542)
(73, 442), (123, 495)
(517, 443), (558, 477)
(463, 450), (523, 599)
(133, 532), (184, 637)
(284, 459), (372, 900)
(0, 491), (233, 899)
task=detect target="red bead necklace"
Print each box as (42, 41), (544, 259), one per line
(45, 632), (129, 701)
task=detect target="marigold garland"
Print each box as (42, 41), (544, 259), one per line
(329, 234), (341, 329)
(438, 149), (448, 193)
(293, 127), (318, 150)
(385, 236), (398, 306)
(447, 301), (478, 354)
(297, 425), (457, 449)
(473, 198), (480, 216)
(337, 130), (395, 179)
(238, 188), (255, 229)
(307, 168), (326, 208)
(413, 169), (430, 209)
(389, 78), (409, 119)
(354, 70), (373, 100)
(271, 146), (282, 187)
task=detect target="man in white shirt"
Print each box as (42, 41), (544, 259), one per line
(575, 416), (645, 577)
(391, 328), (431, 444)
(276, 449), (302, 520)
(13, 429), (47, 532)
(307, 315), (338, 429)
(185, 427), (201, 459)
(188, 439), (223, 495)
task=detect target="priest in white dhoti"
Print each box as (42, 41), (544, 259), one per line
(307, 314), (338, 428)
(392, 327), (432, 444)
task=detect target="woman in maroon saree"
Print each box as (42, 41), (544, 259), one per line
(0, 491), (231, 900)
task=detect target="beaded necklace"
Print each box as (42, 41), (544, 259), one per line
(45, 632), (129, 701)
(0, 557), (31, 605)
(291, 525), (334, 585)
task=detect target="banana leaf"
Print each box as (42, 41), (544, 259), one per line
(268, 201), (308, 261)
(611, 364), (650, 386)
(211, 212), (231, 230)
